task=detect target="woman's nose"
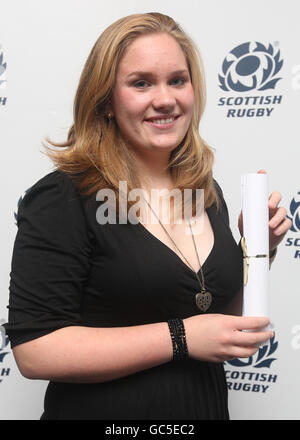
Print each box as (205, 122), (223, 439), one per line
(152, 85), (176, 111)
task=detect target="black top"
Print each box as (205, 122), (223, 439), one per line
(5, 170), (243, 420)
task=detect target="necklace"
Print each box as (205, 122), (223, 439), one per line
(144, 199), (212, 313)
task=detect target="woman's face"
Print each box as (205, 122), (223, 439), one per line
(110, 33), (195, 156)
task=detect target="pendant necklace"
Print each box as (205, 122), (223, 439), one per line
(144, 199), (212, 313)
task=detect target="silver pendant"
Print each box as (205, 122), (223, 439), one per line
(195, 290), (212, 312)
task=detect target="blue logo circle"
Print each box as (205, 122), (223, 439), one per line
(219, 42), (283, 92)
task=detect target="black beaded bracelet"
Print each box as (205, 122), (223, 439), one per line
(167, 318), (189, 361)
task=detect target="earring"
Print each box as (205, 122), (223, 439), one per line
(107, 112), (114, 121)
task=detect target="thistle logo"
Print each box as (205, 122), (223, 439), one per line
(218, 41), (284, 118)
(219, 42), (283, 92)
(287, 192), (300, 233)
(227, 334), (278, 369)
(0, 52), (7, 87)
(225, 334), (279, 393)
(285, 191), (300, 258)
(0, 319), (10, 384)
(0, 46), (7, 106)
(14, 188), (31, 224)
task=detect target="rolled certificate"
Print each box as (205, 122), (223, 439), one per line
(241, 174), (269, 317)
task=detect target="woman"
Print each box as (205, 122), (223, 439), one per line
(5, 13), (290, 420)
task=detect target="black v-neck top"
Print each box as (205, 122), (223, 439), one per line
(5, 170), (243, 420)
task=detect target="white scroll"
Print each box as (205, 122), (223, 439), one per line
(241, 174), (269, 318)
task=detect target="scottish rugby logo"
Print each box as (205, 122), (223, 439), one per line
(218, 42), (284, 118)
(285, 191), (300, 259)
(0, 319), (10, 384)
(219, 41), (283, 92)
(0, 47), (7, 106)
(14, 188), (31, 224)
(225, 334), (279, 393)
(0, 51), (7, 88)
(287, 192), (300, 233)
(0, 321), (9, 360)
(226, 334), (278, 368)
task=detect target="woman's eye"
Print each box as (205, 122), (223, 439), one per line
(134, 80), (149, 89)
(171, 77), (186, 86)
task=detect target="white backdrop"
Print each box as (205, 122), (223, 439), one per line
(1, 0), (299, 420)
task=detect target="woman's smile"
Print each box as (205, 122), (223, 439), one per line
(143, 114), (181, 130)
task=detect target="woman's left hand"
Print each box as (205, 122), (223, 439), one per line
(238, 169), (292, 252)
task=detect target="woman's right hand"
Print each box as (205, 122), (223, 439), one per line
(183, 314), (273, 363)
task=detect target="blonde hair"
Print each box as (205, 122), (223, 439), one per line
(44, 12), (218, 213)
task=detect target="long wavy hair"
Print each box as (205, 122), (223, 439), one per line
(44, 12), (218, 214)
